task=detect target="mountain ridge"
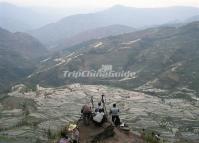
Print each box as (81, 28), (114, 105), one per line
(26, 21), (199, 99)
(55, 24), (135, 50)
(0, 27), (47, 92)
(0, 2), (66, 32)
(29, 5), (199, 46)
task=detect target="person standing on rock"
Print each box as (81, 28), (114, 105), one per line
(109, 103), (120, 126)
(58, 132), (71, 143)
(81, 104), (92, 115)
(81, 103), (92, 125)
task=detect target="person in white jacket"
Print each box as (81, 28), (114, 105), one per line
(93, 108), (105, 126)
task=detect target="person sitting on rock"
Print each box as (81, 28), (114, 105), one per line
(109, 103), (120, 126)
(71, 127), (80, 143)
(93, 108), (105, 126)
(58, 132), (70, 143)
(95, 102), (103, 113)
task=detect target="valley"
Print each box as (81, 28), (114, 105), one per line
(0, 84), (198, 143)
(1, 3), (199, 143)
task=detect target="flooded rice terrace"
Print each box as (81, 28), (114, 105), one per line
(0, 84), (199, 143)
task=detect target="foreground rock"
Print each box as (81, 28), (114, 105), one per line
(78, 120), (144, 143)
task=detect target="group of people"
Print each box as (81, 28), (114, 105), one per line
(81, 100), (121, 127)
(81, 102), (106, 126)
(58, 95), (121, 143)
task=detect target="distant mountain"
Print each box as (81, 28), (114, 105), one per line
(0, 27), (47, 92)
(30, 5), (199, 46)
(185, 15), (199, 23)
(0, 2), (62, 32)
(56, 25), (135, 50)
(28, 21), (199, 98)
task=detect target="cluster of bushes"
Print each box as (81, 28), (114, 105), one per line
(46, 127), (66, 142)
(141, 129), (166, 143)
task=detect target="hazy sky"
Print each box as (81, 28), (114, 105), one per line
(1, 0), (199, 8)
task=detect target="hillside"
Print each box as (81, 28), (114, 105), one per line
(29, 5), (199, 46)
(0, 27), (47, 92)
(56, 24), (135, 50)
(27, 21), (199, 100)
